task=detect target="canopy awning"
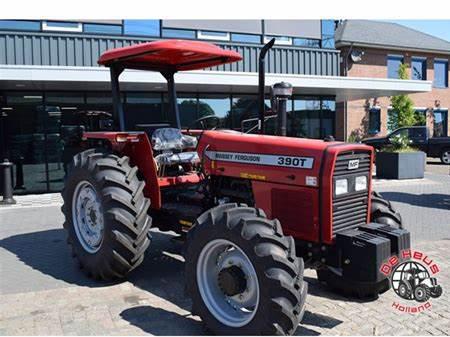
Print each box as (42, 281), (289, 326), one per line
(97, 39), (242, 72)
(0, 65), (432, 102)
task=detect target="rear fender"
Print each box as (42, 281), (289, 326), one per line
(83, 131), (161, 209)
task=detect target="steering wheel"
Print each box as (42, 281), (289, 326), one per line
(187, 115), (220, 130)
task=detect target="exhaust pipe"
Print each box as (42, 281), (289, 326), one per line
(258, 38), (275, 134)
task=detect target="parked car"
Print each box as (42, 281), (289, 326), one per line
(362, 126), (450, 164)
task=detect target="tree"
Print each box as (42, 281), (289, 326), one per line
(388, 63), (418, 130)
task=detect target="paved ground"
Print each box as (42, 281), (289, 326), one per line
(0, 167), (449, 335)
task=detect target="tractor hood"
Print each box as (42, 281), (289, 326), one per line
(198, 130), (374, 187)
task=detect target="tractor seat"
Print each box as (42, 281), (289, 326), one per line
(151, 127), (198, 151)
(151, 128), (199, 167)
(154, 152), (200, 166)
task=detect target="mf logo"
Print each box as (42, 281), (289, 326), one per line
(348, 159), (360, 170)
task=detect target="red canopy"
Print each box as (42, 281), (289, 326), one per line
(98, 39), (242, 72)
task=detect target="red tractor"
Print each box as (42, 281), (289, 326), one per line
(62, 39), (410, 335)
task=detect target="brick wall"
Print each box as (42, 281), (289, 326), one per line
(340, 46), (450, 140)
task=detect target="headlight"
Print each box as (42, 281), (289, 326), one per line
(355, 176), (368, 191)
(335, 179), (348, 196)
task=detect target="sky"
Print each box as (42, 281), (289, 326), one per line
(388, 20), (450, 42)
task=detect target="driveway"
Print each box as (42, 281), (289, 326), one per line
(1, 171), (449, 335)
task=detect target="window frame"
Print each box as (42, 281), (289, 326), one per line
(231, 33), (261, 44)
(387, 54), (404, 79)
(123, 20), (160, 37)
(411, 56), (427, 81)
(42, 21), (83, 33)
(368, 107), (381, 135)
(293, 38), (321, 48)
(197, 30), (230, 41)
(83, 23), (122, 35)
(0, 20), (41, 31)
(264, 36), (292, 46)
(162, 28), (196, 39)
(433, 58), (449, 88)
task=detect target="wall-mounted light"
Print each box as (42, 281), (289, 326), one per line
(350, 50), (365, 63)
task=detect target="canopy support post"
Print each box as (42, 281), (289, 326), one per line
(110, 65), (125, 131)
(162, 71), (181, 129)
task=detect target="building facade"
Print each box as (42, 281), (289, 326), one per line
(335, 20), (450, 141)
(0, 19), (430, 194)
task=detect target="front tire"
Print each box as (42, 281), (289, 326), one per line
(185, 203), (307, 335)
(371, 191), (403, 228)
(430, 285), (443, 298)
(414, 285), (431, 302)
(62, 148), (152, 280)
(440, 149), (450, 165)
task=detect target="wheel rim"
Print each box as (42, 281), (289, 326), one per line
(399, 284), (407, 297)
(196, 239), (259, 328)
(415, 288), (424, 300)
(443, 151), (450, 164)
(72, 180), (104, 254)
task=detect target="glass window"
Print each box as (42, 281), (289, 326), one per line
(434, 59), (448, 88)
(177, 95), (198, 127)
(198, 31), (230, 41)
(387, 109), (398, 132)
(291, 98), (321, 139)
(124, 92), (166, 130)
(231, 33), (261, 44)
(4, 92), (48, 194)
(84, 92), (117, 119)
(162, 28), (196, 39)
(198, 95), (231, 128)
(368, 108), (381, 134)
(434, 109), (448, 137)
(410, 126), (427, 138)
(45, 92), (86, 191)
(290, 97), (335, 139)
(84, 23), (122, 35)
(293, 38), (321, 48)
(0, 20), (40, 31)
(321, 99), (336, 137)
(387, 55), (404, 79)
(411, 57), (427, 80)
(390, 128), (409, 138)
(264, 36), (292, 46)
(414, 109), (427, 126)
(232, 95), (259, 131)
(123, 20), (160, 37)
(321, 20), (335, 49)
(42, 21), (82, 32)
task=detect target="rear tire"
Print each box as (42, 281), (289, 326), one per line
(430, 285), (443, 298)
(440, 149), (450, 165)
(371, 191), (403, 228)
(62, 148), (152, 280)
(185, 203), (307, 335)
(398, 281), (412, 300)
(414, 285), (431, 302)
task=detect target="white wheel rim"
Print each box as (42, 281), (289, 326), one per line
(72, 180), (104, 254)
(196, 239), (260, 328)
(443, 151), (450, 164)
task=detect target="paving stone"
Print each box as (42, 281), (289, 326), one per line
(1, 173), (449, 335)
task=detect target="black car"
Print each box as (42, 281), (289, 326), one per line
(362, 126), (450, 164)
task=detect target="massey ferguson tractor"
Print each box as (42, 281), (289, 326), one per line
(61, 39), (410, 335)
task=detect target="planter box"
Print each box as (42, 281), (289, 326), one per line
(376, 151), (426, 179)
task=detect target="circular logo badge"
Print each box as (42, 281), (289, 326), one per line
(391, 261), (443, 303)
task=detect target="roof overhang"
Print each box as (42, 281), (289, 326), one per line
(336, 41), (450, 56)
(0, 65), (432, 102)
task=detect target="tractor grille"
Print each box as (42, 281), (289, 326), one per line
(332, 151), (371, 235)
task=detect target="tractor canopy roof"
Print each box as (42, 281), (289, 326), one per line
(98, 39), (242, 72)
